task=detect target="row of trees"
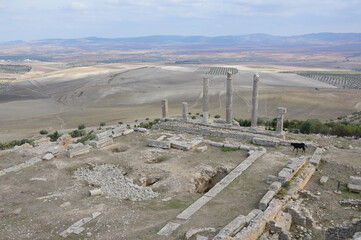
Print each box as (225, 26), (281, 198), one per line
(234, 118), (361, 138)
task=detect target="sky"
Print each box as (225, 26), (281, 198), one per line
(0, 0), (360, 42)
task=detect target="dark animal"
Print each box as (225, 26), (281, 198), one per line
(290, 143), (306, 153)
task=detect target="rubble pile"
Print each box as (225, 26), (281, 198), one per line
(74, 164), (159, 201)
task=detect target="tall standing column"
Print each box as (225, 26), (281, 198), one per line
(226, 72), (233, 124)
(251, 73), (260, 128)
(161, 99), (168, 119)
(182, 102), (188, 121)
(276, 107), (287, 133)
(203, 77), (209, 123)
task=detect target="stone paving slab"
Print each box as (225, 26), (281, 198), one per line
(157, 222), (181, 236)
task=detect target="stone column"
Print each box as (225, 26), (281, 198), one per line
(161, 99), (168, 119)
(226, 72), (233, 124)
(276, 107), (287, 133)
(251, 73), (260, 128)
(203, 77), (209, 123)
(182, 102), (188, 121)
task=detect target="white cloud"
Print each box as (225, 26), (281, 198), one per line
(69, 1), (87, 10)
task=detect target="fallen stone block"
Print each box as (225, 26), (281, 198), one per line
(67, 145), (91, 158)
(310, 147), (325, 166)
(87, 137), (113, 149)
(170, 141), (193, 150)
(185, 227), (216, 239)
(95, 131), (112, 141)
(214, 209), (262, 239)
(348, 176), (361, 193)
(348, 184), (361, 193)
(253, 137), (279, 147)
(30, 177), (47, 181)
(157, 222), (181, 236)
(259, 190), (276, 211)
(67, 143), (84, 150)
(122, 129), (134, 135)
(33, 137), (51, 147)
(57, 134), (72, 146)
(269, 181), (282, 192)
(88, 188), (102, 196)
(208, 141), (224, 147)
(59, 212), (101, 238)
(134, 127), (147, 133)
(267, 175), (278, 184)
(224, 144), (239, 149)
(111, 127), (125, 138)
(42, 153), (54, 161)
(320, 176), (329, 185)
(196, 146), (208, 152)
(349, 176), (361, 185)
(278, 168), (293, 184)
(147, 139), (171, 149)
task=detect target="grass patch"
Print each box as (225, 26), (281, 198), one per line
(165, 200), (188, 209)
(221, 147), (239, 152)
(152, 156), (170, 163)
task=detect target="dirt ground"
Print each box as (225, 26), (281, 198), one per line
(1, 63), (360, 142)
(0, 127), (340, 240)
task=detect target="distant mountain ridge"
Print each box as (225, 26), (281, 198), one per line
(2, 33), (361, 49)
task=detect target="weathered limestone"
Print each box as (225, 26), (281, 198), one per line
(185, 227), (216, 239)
(214, 209), (262, 239)
(42, 153), (54, 161)
(170, 139), (202, 151)
(226, 72), (233, 124)
(161, 99), (169, 119)
(269, 181), (282, 192)
(278, 157), (307, 184)
(0, 157), (42, 177)
(203, 78), (210, 123)
(57, 134), (72, 146)
(348, 176), (361, 193)
(88, 188), (102, 196)
(310, 147), (325, 166)
(157, 222), (181, 236)
(182, 102), (189, 121)
(147, 139), (171, 149)
(276, 107), (287, 134)
(33, 137), (51, 147)
(251, 73), (260, 128)
(59, 212), (101, 238)
(259, 190), (276, 211)
(196, 146), (208, 152)
(320, 176), (329, 185)
(66, 145), (91, 158)
(253, 137), (279, 147)
(88, 131), (114, 149)
(134, 127), (147, 133)
(111, 126), (126, 137)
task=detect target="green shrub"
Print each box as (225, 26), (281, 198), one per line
(100, 122), (106, 127)
(191, 116), (196, 119)
(48, 131), (62, 142)
(0, 139), (33, 150)
(39, 130), (48, 135)
(69, 129), (86, 138)
(118, 121), (123, 125)
(214, 115), (221, 119)
(78, 124), (85, 130)
(221, 147), (238, 152)
(76, 134), (95, 144)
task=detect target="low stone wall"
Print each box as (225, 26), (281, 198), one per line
(154, 121), (280, 142)
(325, 219), (361, 240)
